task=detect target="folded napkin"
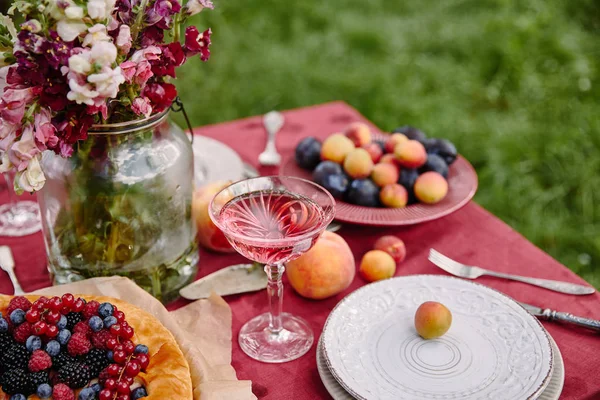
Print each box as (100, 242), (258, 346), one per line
(32, 276), (256, 400)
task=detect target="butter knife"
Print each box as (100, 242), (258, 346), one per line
(518, 301), (600, 332)
(0, 246), (24, 295)
(179, 263), (267, 300)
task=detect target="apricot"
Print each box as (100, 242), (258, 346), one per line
(344, 122), (372, 147)
(193, 181), (235, 253)
(321, 133), (355, 164)
(343, 148), (374, 179)
(384, 133), (409, 153)
(361, 142), (383, 164)
(380, 153), (399, 166)
(380, 183), (408, 208)
(394, 140), (427, 168)
(373, 235), (406, 264)
(414, 171), (448, 204)
(414, 301), (452, 339)
(286, 231), (356, 300)
(371, 163), (399, 187)
(359, 250), (396, 282)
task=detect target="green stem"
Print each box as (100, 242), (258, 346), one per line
(131, 0), (150, 41)
(172, 13), (181, 43)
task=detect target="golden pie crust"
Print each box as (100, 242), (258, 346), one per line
(0, 295), (193, 400)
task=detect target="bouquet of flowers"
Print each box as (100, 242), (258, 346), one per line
(0, 0), (213, 193)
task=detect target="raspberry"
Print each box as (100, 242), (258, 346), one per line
(91, 329), (113, 350)
(6, 296), (32, 316)
(28, 349), (52, 372)
(82, 301), (100, 320)
(73, 321), (93, 337)
(57, 361), (91, 388)
(53, 383), (75, 400)
(67, 332), (91, 356)
(13, 322), (32, 343)
(0, 368), (35, 396)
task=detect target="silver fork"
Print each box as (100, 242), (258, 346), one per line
(258, 111), (284, 166)
(428, 249), (595, 295)
(0, 246), (24, 295)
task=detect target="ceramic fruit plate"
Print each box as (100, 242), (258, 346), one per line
(279, 133), (477, 226)
(189, 134), (245, 186)
(316, 334), (564, 400)
(321, 275), (553, 400)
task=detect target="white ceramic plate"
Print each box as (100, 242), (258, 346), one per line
(189, 134), (245, 186)
(316, 334), (564, 400)
(322, 275), (554, 400)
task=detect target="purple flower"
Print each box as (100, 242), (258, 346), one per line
(184, 27), (211, 61)
(143, 82), (177, 112)
(147, 0), (182, 29)
(140, 26), (164, 47)
(14, 31), (45, 55)
(151, 42), (185, 78)
(41, 31), (73, 70)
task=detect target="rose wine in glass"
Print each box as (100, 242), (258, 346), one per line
(210, 177), (335, 363)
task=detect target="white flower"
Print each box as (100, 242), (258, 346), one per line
(0, 152), (12, 173)
(67, 79), (99, 105)
(87, 0), (116, 20)
(90, 41), (117, 66)
(57, 19), (87, 41)
(88, 67), (124, 98)
(115, 25), (132, 54)
(184, 0), (214, 16)
(15, 155), (46, 193)
(82, 24), (110, 47)
(64, 5), (83, 18)
(0, 14), (17, 41)
(68, 53), (91, 74)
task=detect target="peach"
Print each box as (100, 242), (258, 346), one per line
(359, 250), (396, 282)
(286, 231), (356, 300)
(321, 133), (355, 164)
(373, 235), (406, 264)
(380, 183), (408, 208)
(193, 181), (235, 253)
(384, 133), (409, 153)
(380, 153), (399, 166)
(361, 142), (383, 164)
(414, 301), (452, 339)
(394, 140), (427, 168)
(414, 171), (448, 204)
(344, 122), (372, 147)
(371, 163), (399, 187)
(343, 148), (374, 179)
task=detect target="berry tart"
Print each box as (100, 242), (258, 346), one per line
(0, 294), (193, 400)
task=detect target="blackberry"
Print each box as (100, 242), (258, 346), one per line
(1, 343), (29, 370)
(84, 348), (110, 376)
(57, 361), (91, 388)
(52, 352), (76, 369)
(0, 368), (35, 395)
(0, 331), (14, 353)
(28, 370), (49, 387)
(65, 312), (83, 330)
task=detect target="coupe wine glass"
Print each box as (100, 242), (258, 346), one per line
(0, 172), (42, 237)
(209, 176), (335, 363)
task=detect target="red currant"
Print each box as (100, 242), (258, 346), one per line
(122, 376), (134, 385)
(121, 325), (134, 339)
(73, 298), (85, 312)
(136, 353), (149, 370)
(46, 325), (59, 338)
(48, 297), (62, 312)
(123, 340), (135, 355)
(61, 293), (75, 307)
(104, 378), (117, 390)
(32, 297), (48, 311)
(116, 395), (129, 400)
(99, 389), (113, 400)
(114, 311), (125, 323)
(45, 310), (60, 324)
(108, 364), (121, 376)
(116, 381), (130, 394)
(106, 338), (119, 350)
(25, 310), (40, 323)
(124, 361), (140, 377)
(113, 350), (128, 364)
(113, 344), (124, 353)
(32, 321), (48, 335)
(110, 324), (122, 336)
(59, 306), (71, 315)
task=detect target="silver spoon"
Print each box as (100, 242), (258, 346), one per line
(258, 111), (284, 166)
(0, 246), (24, 295)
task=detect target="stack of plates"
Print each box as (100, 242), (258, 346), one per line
(318, 275), (564, 400)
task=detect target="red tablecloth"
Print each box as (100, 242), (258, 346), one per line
(1, 102), (599, 400)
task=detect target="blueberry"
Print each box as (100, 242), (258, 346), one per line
(97, 303), (114, 318)
(78, 387), (96, 400)
(9, 309), (25, 325)
(392, 126), (427, 142)
(45, 340), (61, 357)
(295, 137), (322, 170)
(103, 316), (117, 328)
(0, 317), (8, 332)
(37, 383), (52, 399)
(131, 386), (148, 399)
(56, 315), (67, 330)
(57, 329), (71, 345)
(88, 316), (104, 332)
(107, 351), (114, 361)
(90, 383), (102, 393)
(418, 154), (448, 179)
(26, 335), (42, 352)
(134, 344), (149, 355)
(345, 179), (380, 207)
(313, 161), (343, 186)
(10, 394), (26, 400)
(424, 138), (457, 165)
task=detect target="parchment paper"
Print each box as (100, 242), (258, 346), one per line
(32, 276), (256, 400)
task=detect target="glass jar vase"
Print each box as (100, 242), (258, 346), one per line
(38, 110), (199, 303)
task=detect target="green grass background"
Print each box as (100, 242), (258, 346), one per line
(176, 0), (600, 287)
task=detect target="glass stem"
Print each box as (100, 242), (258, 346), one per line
(265, 263), (284, 334)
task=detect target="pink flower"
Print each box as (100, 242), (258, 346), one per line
(34, 108), (59, 149)
(120, 59), (153, 87)
(120, 61), (136, 82)
(132, 97), (152, 117)
(184, 0), (213, 16)
(184, 27), (211, 61)
(116, 25), (132, 55)
(0, 122), (16, 151)
(131, 46), (161, 63)
(0, 87), (39, 124)
(8, 123), (40, 171)
(86, 103), (108, 119)
(0, 118), (17, 141)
